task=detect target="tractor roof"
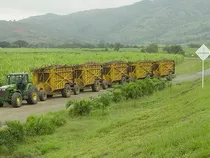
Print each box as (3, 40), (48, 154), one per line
(8, 73), (29, 76)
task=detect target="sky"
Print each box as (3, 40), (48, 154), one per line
(0, 0), (141, 21)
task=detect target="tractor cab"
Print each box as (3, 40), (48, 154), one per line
(7, 73), (29, 90)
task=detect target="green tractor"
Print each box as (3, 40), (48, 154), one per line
(0, 73), (38, 108)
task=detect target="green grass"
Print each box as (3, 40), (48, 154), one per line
(2, 77), (210, 157)
(176, 58), (210, 75)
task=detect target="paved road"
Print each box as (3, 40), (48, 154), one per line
(0, 90), (107, 124)
(0, 69), (209, 124)
(173, 68), (210, 83)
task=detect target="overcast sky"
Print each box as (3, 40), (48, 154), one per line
(0, 0), (141, 21)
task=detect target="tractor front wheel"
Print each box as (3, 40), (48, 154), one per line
(11, 92), (22, 108)
(39, 90), (47, 101)
(27, 86), (38, 104)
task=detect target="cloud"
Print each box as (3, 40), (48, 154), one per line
(0, 0), (140, 20)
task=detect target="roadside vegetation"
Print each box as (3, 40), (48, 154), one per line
(0, 78), (170, 157)
(1, 76), (210, 157)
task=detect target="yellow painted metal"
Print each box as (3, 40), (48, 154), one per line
(102, 61), (128, 85)
(74, 63), (102, 88)
(153, 60), (175, 77)
(33, 91), (37, 101)
(128, 61), (154, 80)
(32, 65), (74, 94)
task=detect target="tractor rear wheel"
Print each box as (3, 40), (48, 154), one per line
(27, 86), (38, 104)
(92, 80), (101, 92)
(39, 90), (47, 101)
(0, 103), (3, 107)
(73, 85), (80, 95)
(101, 80), (108, 89)
(62, 84), (71, 98)
(11, 92), (22, 108)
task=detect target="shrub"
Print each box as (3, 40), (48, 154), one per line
(0, 129), (15, 151)
(67, 100), (92, 117)
(163, 45), (185, 55)
(5, 121), (25, 143)
(92, 93), (112, 115)
(123, 82), (143, 99)
(145, 43), (159, 53)
(112, 88), (126, 102)
(92, 93), (112, 109)
(25, 115), (56, 136)
(44, 112), (67, 127)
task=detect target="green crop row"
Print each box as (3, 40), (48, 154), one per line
(0, 48), (184, 85)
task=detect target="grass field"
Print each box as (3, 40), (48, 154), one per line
(176, 58), (210, 75)
(0, 48), (184, 85)
(1, 77), (210, 157)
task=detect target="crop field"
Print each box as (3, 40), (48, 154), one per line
(0, 48), (184, 85)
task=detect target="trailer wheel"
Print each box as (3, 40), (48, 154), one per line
(166, 72), (173, 81)
(92, 80), (101, 92)
(73, 85), (80, 95)
(119, 76), (126, 85)
(39, 90), (47, 101)
(27, 86), (38, 104)
(101, 80), (108, 89)
(47, 94), (53, 98)
(62, 84), (71, 98)
(11, 92), (22, 108)
(145, 73), (151, 79)
(127, 77), (133, 83)
(0, 103), (3, 107)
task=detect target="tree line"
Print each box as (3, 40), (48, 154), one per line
(0, 40), (185, 55)
(0, 40), (138, 49)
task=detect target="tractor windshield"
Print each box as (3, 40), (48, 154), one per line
(8, 75), (28, 85)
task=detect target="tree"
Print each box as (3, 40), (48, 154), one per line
(13, 40), (29, 48)
(97, 40), (105, 48)
(0, 41), (10, 48)
(114, 43), (122, 51)
(188, 43), (200, 48)
(145, 43), (159, 53)
(163, 45), (185, 55)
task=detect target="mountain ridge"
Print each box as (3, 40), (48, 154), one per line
(1, 0), (210, 44)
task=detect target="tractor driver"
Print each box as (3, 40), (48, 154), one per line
(17, 76), (25, 89)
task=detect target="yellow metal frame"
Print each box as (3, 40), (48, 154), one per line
(153, 60), (175, 77)
(128, 61), (153, 80)
(74, 63), (102, 88)
(102, 62), (128, 85)
(32, 66), (74, 94)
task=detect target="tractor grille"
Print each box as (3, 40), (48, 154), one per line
(0, 91), (6, 97)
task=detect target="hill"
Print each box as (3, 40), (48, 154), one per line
(1, 77), (210, 157)
(1, 0), (210, 44)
